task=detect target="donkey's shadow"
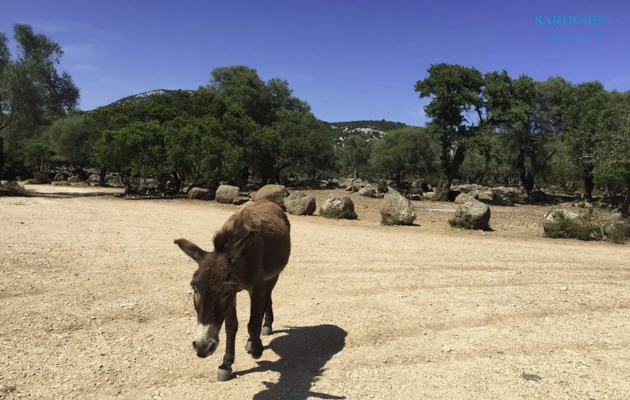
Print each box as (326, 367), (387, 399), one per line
(236, 324), (347, 400)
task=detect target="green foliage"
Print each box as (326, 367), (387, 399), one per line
(594, 159), (630, 199)
(341, 133), (372, 178)
(608, 222), (629, 244)
(20, 139), (53, 169)
(47, 113), (99, 163)
(0, 24), (79, 156)
(370, 126), (438, 184)
(543, 210), (599, 241)
(415, 63), (487, 200)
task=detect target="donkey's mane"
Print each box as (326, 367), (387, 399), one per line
(212, 211), (252, 253)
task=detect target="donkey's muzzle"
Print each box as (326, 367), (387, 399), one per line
(193, 338), (218, 358)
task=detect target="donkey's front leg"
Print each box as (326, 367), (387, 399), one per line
(245, 282), (266, 359)
(217, 296), (237, 382)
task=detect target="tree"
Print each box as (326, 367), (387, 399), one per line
(594, 90), (630, 217)
(370, 126), (438, 185)
(415, 63), (487, 200)
(0, 24), (79, 169)
(564, 81), (609, 200)
(485, 73), (570, 194)
(48, 113), (99, 164)
(341, 133), (372, 180)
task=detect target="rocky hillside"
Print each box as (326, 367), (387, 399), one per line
(106, 89), (193, 107)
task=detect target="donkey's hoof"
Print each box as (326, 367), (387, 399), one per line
(261, 326), (273, 336)
(217, 367), (232, 382)
(245, 340), (263, 359)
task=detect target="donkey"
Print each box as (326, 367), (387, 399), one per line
(174, 200), (291, 381)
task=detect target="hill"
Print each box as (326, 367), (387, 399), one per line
(105, 89), (193, 107)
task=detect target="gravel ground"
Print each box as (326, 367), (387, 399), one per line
(1, 186), (630, 399)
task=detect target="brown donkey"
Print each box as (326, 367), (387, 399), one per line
(174, 200), (291, 381)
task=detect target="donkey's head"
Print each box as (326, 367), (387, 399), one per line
(174, 227), (255, 358)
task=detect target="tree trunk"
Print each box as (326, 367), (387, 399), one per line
(517, 149), (535, 195)
(621, 186), (630, 219)
(0, 136), (4, 174)
(435, 144), (466, 201)
(582, 164), (594, 201)
(98, 166), (108, 187)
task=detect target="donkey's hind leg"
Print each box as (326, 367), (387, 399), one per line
(262, 276), (279, 336)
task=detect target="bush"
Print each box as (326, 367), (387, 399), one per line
(607, 221), (630, 244)
(543, 209), (600, 241)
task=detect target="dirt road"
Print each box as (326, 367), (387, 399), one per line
(2, 188), (630, 399)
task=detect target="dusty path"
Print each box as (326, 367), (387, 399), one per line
(1, 189), (630, 399)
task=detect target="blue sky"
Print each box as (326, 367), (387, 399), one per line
(2, 0), (628, 125)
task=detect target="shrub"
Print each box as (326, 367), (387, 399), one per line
(543, 210), (599, 241)
(607, 221), (630, 244)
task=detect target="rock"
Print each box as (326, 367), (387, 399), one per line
(454, 193), (475, 204)
(453, 183), (484, 194)
(244, 183), (260, 191)
(380, 191), (417, 225)
(215, 185), (240, 204)
(33, 171), (51, 183)
(471, 190), (494, 203)
(543, 209), (580, 224)
(53, 172), (69, 181)
(105, 175), (123, 186)
(67, 176), (82, 183)
(188, 187), (215, 201)
(88, 174), (101, 183)
(252, 184), (288, 209)
(358, 186), (376, 198)
(284, 191), (316, 215)
(320, 196), (357, 219)
(71, 181), (89, 187)
(578, 200), (594, 209)
(492, 186), (527, 204)
(232, 196), (250, 205)
(2, 181), (23, 190)
(51, 181), (69, 186)
(24, 179), (42, 185)
(423, 192), (436, 201)
(450, 196), (491, 230)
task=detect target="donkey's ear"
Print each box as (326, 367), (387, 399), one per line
(227, 230), (255, 261)
(174, 238), (207, 263)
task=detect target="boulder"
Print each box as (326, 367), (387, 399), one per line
(380, 191), (417, 226)
(252, 184), (288, 209)
(188, 187), (216, 201)
(105, 175), (123, 186)
(32, 171), (51, 183)
(543, 209), (580, 225)
(67, 176), (82, 183)
(232, 196), (251, 206)
(53, 172), (69, 182)
(453, 183), (484, 194)
(454, 193), (475, 204)
(471, 190), (494, 203)
(320, 196), (357, 219)
(450, 196), (491, 230)
(358, 186), (376, 198)
(423, 192), (436, 201)
(215, 185), (240, 204)
(492, 186), (527, 205)
(284, 191), (317, 215)
(88, 174), (101, 183)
